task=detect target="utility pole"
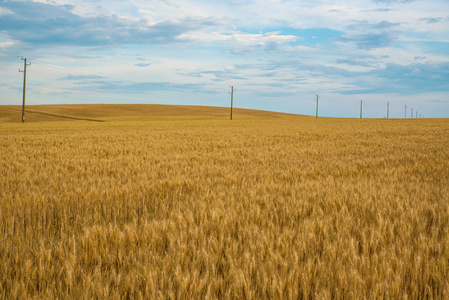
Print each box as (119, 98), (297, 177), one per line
(360, 100), (363, 119)
(404, 105), (407, 118)
(411, 107), (413, 119)
(416, 111), (418, 119)
(315, 95), (319, 119)
(229, 86), (234, 120)
(19, 57), (31, 123)
(386, 102), (389, 119)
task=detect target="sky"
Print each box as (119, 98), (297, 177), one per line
(1, 0), (449, 118)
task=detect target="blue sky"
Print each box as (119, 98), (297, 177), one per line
(1, 0), (448, 118)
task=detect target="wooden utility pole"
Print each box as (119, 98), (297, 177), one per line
(386, 102), (389, 119)
(411, 107), (413, 119)
(360, 100), (363, 119)
(19, 57), (31, 123)
(315, 95), (319, 119)
(404, 105), (407, 118)
(229, 86), (234, 120)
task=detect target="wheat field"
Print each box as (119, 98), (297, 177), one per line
(0, 105), (448, 299)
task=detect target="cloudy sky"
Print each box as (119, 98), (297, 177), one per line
(1, 0), (448, 118)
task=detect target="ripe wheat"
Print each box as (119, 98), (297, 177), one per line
(0, 114), (448, 299)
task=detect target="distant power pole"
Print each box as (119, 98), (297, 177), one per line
(315, 95), (319, 119)
(229, 86), (234, 120)
(411, 107), (413, 119)
(386, 102), (389, 119)
(404, 105), (407, 118)
(19, 57), (31, 123)
(360, 100), (363, 119)
(416, 111), (418, 119)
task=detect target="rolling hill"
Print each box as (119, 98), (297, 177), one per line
(0, 104), (300, 123)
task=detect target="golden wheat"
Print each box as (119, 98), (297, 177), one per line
(0, 110), (448, 299)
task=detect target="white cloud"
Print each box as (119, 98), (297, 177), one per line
(178, 31), (298, 45)
(38, 88), (67, 95)
(286, 45), (316, 52)
(0, 0), (448, 117)
(0, 7), (12, 16)
(0, 41), (17, 48)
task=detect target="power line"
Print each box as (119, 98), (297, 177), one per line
(31, 70), (64, 78)
(0, 55), (22, 59)
(6, 57), (433, 118)
(31, 59), (150, 84)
